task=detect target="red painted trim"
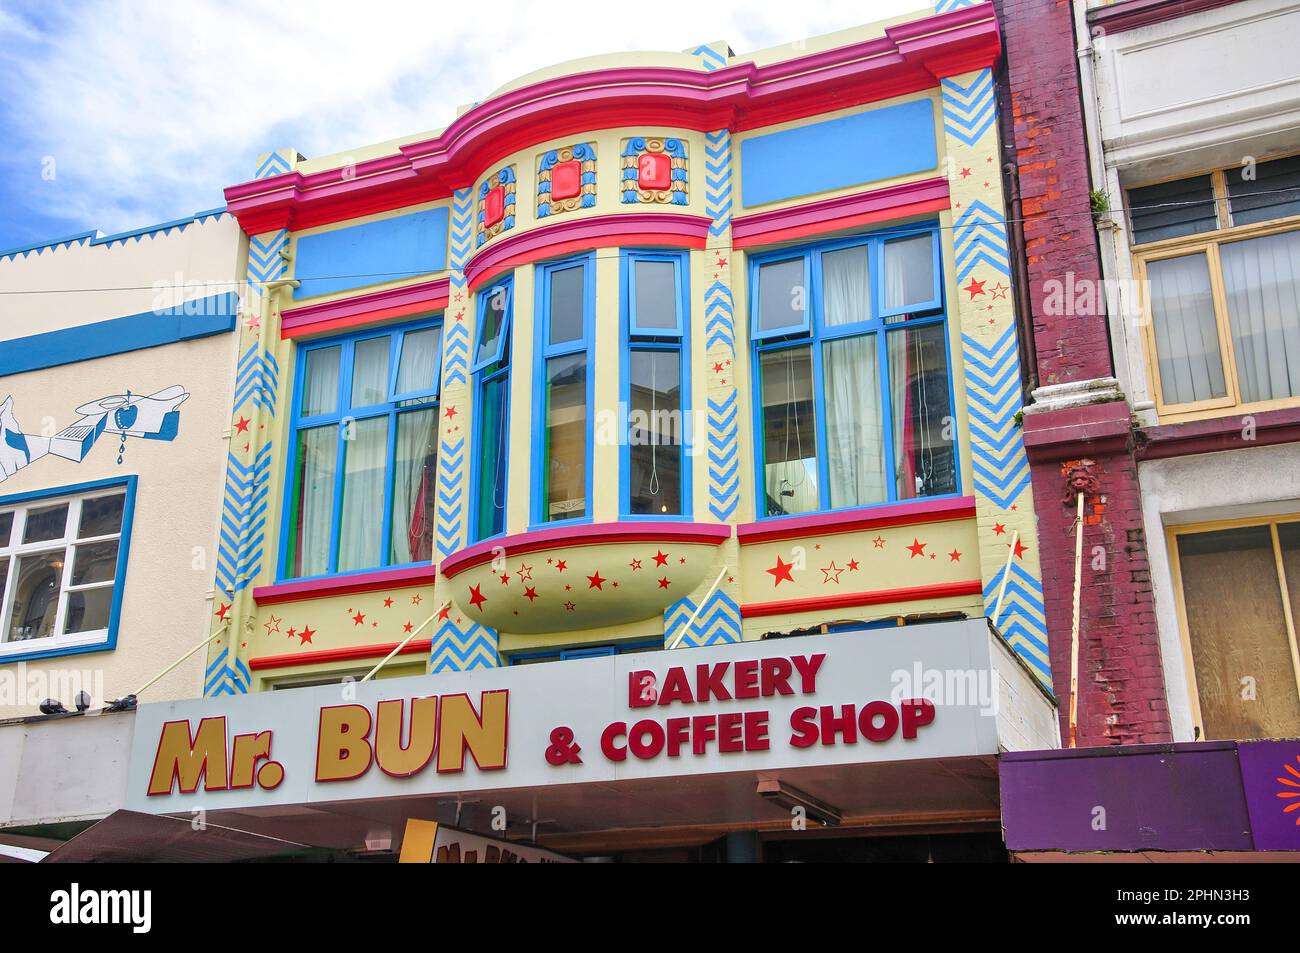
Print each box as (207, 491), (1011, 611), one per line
(440, 521), (732, 579)
(737, 496), (977, 545)
(1089, 0), (1247, 35)
(280, 277), (450, 339)
(732, 177), (950, 248)
(741, 579), (983, 619)
(222, 3), (1000, 234)
(464, 214), (711, 292)
(253, 564), (437, 607)
(249, 639), (433, 672)
(1136, 405), (1300, 461)
(1021, 402), (1132, 462)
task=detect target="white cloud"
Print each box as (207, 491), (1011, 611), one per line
(1, 0), (927, 235)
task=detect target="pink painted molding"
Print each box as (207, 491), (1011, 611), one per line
(253, 564), (437, 607)
(440, 521), (732, 579)
(1089, 0), (1247, 35)
(736, 496), (977, 545)
(223, 3), (1000, 234)
(464, 213), (711, 291)
(731, 177), (950, 248)
(279, 276), (451, 339)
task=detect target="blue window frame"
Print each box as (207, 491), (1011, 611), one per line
(472, 278), (513, 542)
(532, 255), (595, 526)
(0, 476), (136, 663)
(509, 638), (661, 664)
(749, 224), (959, 518)
(620, 250), (691, 518)
(283, 316), (443, 579)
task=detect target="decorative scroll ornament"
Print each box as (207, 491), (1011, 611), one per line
(538, 144), (596, 218)
(477, 165), (517, 246)
(621, 137), (688, 205)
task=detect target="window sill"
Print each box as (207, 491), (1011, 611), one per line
(0, 630), (112, 664)
(254, 563), (439, 607)
(737, 495), (976, 544)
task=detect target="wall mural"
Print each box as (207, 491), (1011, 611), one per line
(0, 385), (189, 483)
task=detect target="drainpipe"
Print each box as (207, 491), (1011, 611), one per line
(1002, 160), (1039, 396)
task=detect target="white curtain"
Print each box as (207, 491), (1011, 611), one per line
(822, 246), (870, 326)
(301, 346), (340, 416)
(390, 409), (437, 564)
(823, 335), (885, 507)
(297, 426), (336, 576)
(337, 417), (388, 571)
(1222, 230), (1300, 404)
(1148, 253), (1226, 405)
(350, 338), (390, 407)
(884, 234), (933, 313)
(396, 327), (442, 394)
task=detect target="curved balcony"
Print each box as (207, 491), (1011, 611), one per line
(439, 521), (731, 633)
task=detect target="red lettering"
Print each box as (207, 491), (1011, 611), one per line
(718, 712), (744, 752)
(695, 663), (732, 703)
(628, 719), (665, 759)
(820, 705), (857, 746)
(628, 672), (655, 708)
(900, 698), (935, 739)
(665, 717), (691, 757)
(601, 722), (628, 761)
(859, 700), (899, 742)
(789, 707), (818, 748)
(658, 667), (694, 705)
(744, 710), (770, 751)
(733, 660), (760, 699)
(791, 653), (826, 694)
(691, 715), (717, 755)
(760, 658), (794, 697)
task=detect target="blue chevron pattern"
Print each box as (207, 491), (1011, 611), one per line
(233, 343), (279, 412)
(983, 562), (1050, 683)
(665, 590), (742, 647)
(935, 0), (979, 12)
(254, 152), (292, 180)
(429, 618), (499, 671)
(435, 436), (465, 558)
(691, 44), (727, 71)
(205, 648), (251, 696)
(963, 327), (1030, 510)
(247, 230), (287, 286)
(952, 200), (1010, 282)
(215, 443), (273, 593)
(704, 280), (735, 354)
(707, 390), (740, 522)
(443, 319), (469, 387)
(449, 188), (473, 279)
(941, 69), (997, 146)
(704, 129), (732, 236)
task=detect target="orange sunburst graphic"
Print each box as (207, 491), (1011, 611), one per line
(1276, 755), (1300, 824)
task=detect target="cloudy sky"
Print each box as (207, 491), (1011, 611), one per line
(0, 0), (926, 249)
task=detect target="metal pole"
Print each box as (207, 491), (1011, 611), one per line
(126, 624), (229, 700)
(667, 566), (728, 650)
(361, 602), (449, 682)
(991, 529), (1021, 627)
(1069, 491), (1085, 747)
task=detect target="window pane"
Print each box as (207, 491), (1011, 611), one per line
(633, 259), (678, 330)
(628, 350), (682, 515)
(1177, 526), (1300, 740)
(548, 266), (586, 346)
(543, 353), (587, 521)
(477, 286), (508, 366)
(71, 540), (118, 586)
(293, 425), (338, 577)
(882, 234), (935, 312)
(1221, 229), (1300, 404)
(23, 503), (68, 543)
(0, 512), (12, 544)
(78, 493), (124, 538)
(1227, 155), (1300, 227)
(64, 587), (113, 635)
(822, 245), (870, 326)
(350, 337), (391, 408)
(888, 323), (958, 500)
(760, 347), (818, 516)
(1147, 253), (1227, 404)
(0, 557), (6, 611)
(757, 259), (806, 333)
(301, 346), (342, 417)
(476, 375), (508, 539)
(395, 327), (442, 395)
(391, 409), (438, 564)
(822, 335), (885, 508)
(337, 416), (388, 572)
(8, 552), (62, 642)
(1129, 175), (1219, 245)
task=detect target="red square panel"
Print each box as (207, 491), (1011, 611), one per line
(483, 186), (505, 228)
(638, 153), (670, 192)
(550, 160), (581, 201)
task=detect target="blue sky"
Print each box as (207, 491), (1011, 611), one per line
(0, 0), (922, 252)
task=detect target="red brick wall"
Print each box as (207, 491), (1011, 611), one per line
(994, 0), (1172, 744)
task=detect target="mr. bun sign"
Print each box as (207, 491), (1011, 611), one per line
(129, 621), (1034, 812)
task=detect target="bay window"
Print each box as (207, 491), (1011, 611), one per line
(751, 227), (956, 518)
(622, 251), (689, 517)
(286, 318), (441, 578)
(472, 279), (512, 542)
(1132, 154), (1300, 416)
(533, 256), (593, 524)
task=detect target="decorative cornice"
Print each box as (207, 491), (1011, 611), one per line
(252, 563), (437, 606)
(249, 638), (433, 671)
(731, 177), (950, 248)
(741, 579), (983, 619)
(279, 276), (451, 339)
(223, 2), (1000, 235)
(1135, 405), (1300, 461)
(464, 213), (711, 291)
(1088, 0), (1247, 35)
(736, 495), (977, 545)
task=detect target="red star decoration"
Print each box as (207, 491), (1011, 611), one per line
(214, 602), (231, 621)
(1010, 538), (1029, 559)
(564, 601), (576, 611)
(658, 577), (672, 589)
(586, 571), (606, 590)
(445, 405), (458, 420)
(959, 167), (972, 178)
(286, 627), (296, 640)
(468, 584), (487, 611)
(565, 584), (572, 591)
(679, 556), (686, 565)
(847, 558), (860, 571)
(993, 523), (1007, 536)
(437, 604), (451, 621)
(524, 586), (539, 602)
(264, 614), (282, 634)
(713, 362), (723, 373)
(715, 255), (728, 267)
(872, 536), (886, 549)
(516, 563), (533, 582)
(990, 282), (1009, 300)
(963, 278), (987, 299)
(298, 625), (315, 645)
(821, 561), (844, 585)
(628, 558), (642, 571)
(233, 416), (251, 434)
(383, 597), (393, 607)
(766, 555), (796, 587)
(412, 594), (423, 604)
(352, 611), (365, 625)
(555, 559), (568, 572)
(652, 550), (670, 567)
(499, 573), (510, 585)
(403, 622), (414, 633)
(949, 549), (962, 562)
(907, 538), (927, 559)
(612, 581), (619, 588)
